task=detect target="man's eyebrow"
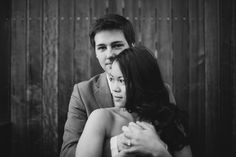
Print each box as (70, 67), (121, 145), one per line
(111, 41), (124, 45)
(96, 43), (106, 47)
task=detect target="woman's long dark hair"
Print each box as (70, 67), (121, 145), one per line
(114, 46), (189, 152)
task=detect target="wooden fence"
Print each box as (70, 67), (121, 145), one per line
(6, 0), (236, 157)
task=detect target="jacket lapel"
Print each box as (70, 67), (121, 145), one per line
(94, 73), (113, 108)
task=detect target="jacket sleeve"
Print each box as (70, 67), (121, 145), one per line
(60, 84), (87, 157)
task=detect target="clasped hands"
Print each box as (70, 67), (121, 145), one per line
(116, 121), (170, 157)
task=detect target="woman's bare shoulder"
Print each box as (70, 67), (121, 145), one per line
(91, 108), (134, 122)
(90, 108), (112, 121)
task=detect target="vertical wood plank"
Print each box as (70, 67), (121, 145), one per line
(189, 0), (206, 156)
(42, 0), (58, 156)
(156, 0), (173, 86)
(205, 0), (221, 156)
(0, 0), (11, 123)
(172, 0), (189, 110)
(74, 0), (92, 83)
(27, 0), (43, 156)
(123, 0), (139, 43)
(231, 0), (236, 155)
(107, 0), (123, 14)
(11, 0), (27, 156)
(140, 0), (157, 53)
(58, 0), (75, 151)
(0, 0), (11, 156)
(220, 0), (234, 156)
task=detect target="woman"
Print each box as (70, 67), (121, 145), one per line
(75, 46), (192, 157)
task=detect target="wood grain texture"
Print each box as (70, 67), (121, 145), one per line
(231, 0), (236, 155)
(205, 0), (221, 156)
(156, 0), (173, 86)
(107, 0), (123, 14)
(123, 0), (139, 43)
(74, 0), (92, 83)
(42, 0), (58, 156)
(27, 0), (43, 157)
(58, 0), (74, 151)
(172, 0), (189, 111)
(11, 0), (27, 156)
(7, 1), (236, 157)
(0, 0), (11, 156)
(0, 0), (11, 124)
(140, 0), (157, 52)
(189, 0), (206, 156)
(219, 0), (234, 156)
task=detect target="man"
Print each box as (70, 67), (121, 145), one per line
(60, 14), (176, 157)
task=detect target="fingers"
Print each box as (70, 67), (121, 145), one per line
(129, 122), (144, 130)
(121, 146), (137, 154)
(136, 121), (155, 130)
(117, 133), (131, 151)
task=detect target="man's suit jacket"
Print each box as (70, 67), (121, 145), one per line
(60, 72), (176, 157)
(60, 73), (113, 157)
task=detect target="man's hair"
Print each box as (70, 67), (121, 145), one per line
(89, 14), (135, 48)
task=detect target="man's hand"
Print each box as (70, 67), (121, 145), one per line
(116, 133), (131, 151)
(119, 121), (171, 157)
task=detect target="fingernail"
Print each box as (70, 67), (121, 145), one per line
(122, 126), (128, 131)
(129, 122), (135, 125)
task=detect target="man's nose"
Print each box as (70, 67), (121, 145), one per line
(106, 47), (115, 58)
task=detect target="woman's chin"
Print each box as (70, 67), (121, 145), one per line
(114, 103), (125, 108)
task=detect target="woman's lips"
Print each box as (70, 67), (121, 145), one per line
(113, 96), (123, 101)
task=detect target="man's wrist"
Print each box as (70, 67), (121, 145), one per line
(152, 141), (170, 157)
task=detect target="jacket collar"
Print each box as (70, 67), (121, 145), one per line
(94, 73), (113, 108)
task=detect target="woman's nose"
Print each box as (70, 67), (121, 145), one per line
(112, 82), (121, 92)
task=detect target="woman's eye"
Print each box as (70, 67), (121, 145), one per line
(119, 79), (125, 84)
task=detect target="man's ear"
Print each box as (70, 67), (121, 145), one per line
(132, 43), (135, 47)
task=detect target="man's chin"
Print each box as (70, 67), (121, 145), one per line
(105, 66), (112, 73)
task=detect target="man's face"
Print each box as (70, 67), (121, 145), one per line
(94, 30), (129, 73)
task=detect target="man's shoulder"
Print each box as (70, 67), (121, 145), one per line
(74, 73), (104, 90)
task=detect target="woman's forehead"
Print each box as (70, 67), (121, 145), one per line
(110, 61), (123, 77)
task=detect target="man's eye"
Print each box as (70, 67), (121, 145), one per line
(113, 44), (124, 49)
(97, 46), (106, 51)
(109, 77), (114, 82)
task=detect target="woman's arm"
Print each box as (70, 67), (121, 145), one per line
(75, 109), (109, 157)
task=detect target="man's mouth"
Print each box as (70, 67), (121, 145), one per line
(105, 62), (112, 66)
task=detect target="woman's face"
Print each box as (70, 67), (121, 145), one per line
(108, 61), (126, 108)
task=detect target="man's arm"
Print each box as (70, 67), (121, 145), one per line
(60, 84), (87, 157)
